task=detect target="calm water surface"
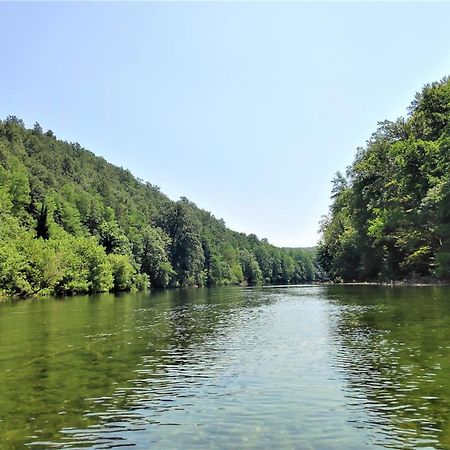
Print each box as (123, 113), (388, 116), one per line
(1, 286), (450, 449)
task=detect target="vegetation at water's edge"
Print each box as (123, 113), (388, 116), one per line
(318, 76), (450, 282)
(0, 118), (318, 297)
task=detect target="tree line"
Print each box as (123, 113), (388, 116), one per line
(0, 117), (317, 297)
(318, 77), (450, 281)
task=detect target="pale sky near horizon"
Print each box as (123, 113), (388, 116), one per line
(1, 2), (450, 247)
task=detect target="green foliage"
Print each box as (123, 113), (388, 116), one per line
(162, 201), (205, 287)
(0, 117), (318, 297)
(319, 76), (450, 281)
(98, 221), (131, 255)
(0, 217), (55, 296)
(133, 225), (174, 288)
(108, 254), (137, 291)
(36, 204), (50, 240)
(240, 249), (263, 285)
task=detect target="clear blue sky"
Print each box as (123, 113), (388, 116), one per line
(1, 2), (450, 247)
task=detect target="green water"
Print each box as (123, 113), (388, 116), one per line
(1, 286), (450, 449)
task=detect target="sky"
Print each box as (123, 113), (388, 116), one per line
(1, 2), (450, 247)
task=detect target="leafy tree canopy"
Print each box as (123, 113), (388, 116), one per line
(0, 118), (318, 297)
(318, 76), (450, 282)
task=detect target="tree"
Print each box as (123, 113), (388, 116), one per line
(240, 249), (263, 285)
(162, 202), (205, 286)
(36, 205), (50, 240)
(318, 77), (450, 281)
(98, 221), (131, 255)
(32, 122), (43, 135)
(136, 226), (174, 288)
(0, 114), (318, 297)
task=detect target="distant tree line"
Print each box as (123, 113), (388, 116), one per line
(318, 77), (450, 281)
(0, 116), (318, 297)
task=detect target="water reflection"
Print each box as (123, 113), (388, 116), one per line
(327, 286), (450, 449)
(1, 286), (450, 449)
(55, 288), (282, 449)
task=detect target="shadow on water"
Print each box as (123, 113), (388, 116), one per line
(3, 285), (450, 449)
(0, 287), (277, 449)
(325, 285), (450, 449)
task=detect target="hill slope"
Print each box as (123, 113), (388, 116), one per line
(318, 77), (450, 281)
(0, 118), (316, 297)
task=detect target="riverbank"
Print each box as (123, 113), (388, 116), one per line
(318, 279), (450, 287)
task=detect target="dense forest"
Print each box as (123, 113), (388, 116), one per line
(0, 117), (317, 297)
(318, 77), (450, 282)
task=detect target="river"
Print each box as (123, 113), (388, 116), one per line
(1, 285), (449, 449)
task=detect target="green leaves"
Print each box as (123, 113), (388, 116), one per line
(135, 226), (174, 288)
(163, 202), (205, 287)
(319, 77), (450, 281)
(0, 116), (319, 297)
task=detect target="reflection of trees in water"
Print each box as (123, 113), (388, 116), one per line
(327, 286), (450, 449)
(51, 287), (275, 449)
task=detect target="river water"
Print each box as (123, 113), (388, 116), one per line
(1, 285), (450, 449)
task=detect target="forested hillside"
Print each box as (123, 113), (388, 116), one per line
(318, 77), (450, 282)
(0, 117), (317, 297)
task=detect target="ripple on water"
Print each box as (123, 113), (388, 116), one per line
(5, 286), (449, 449)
